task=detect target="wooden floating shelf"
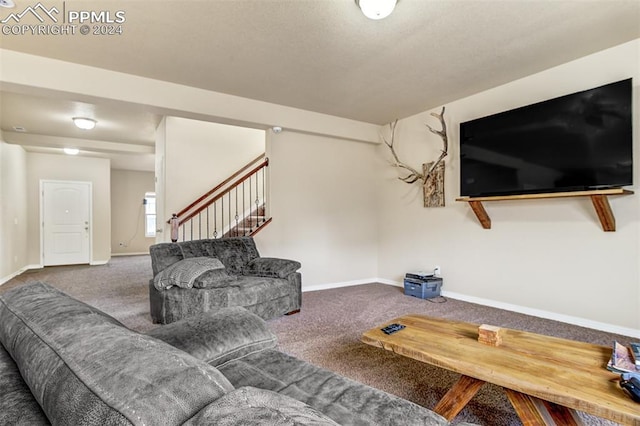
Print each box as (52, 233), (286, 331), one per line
(456, 189), (634, 232)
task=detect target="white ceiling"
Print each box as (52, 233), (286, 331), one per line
(1, 0), (639, 171)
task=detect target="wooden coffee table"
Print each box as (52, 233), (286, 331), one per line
(361, 314), (640, 425)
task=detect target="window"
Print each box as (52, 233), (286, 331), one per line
(144, 192), (156, 237)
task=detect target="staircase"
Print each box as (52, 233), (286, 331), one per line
(222, 203), (270, 238)
(169, 154), (272, 242)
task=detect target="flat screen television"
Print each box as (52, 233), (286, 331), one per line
(459, 78), (633, 197)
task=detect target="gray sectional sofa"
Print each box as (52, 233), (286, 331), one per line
(0, 282), (468, 425)
(149, 237), (302, 324)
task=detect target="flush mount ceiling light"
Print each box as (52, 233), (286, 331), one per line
(63, 148), (80, 155)
(356, 0), (397, 20)
(0, 0), (15, 8)
(72, 117), (97, 130)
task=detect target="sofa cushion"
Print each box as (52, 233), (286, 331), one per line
(0, 342), (50, 425)
(185, 386), (339, 425)
(179, 239), (218, 259)
(0, 282), (234, 426)
(205, 275), (297, 307)
(147, 306), (277, 367)
(243, 257), (302, 278)
(149, 279), (301, 324)
(153, 257), (225, 290)
(218, 349), (450, 426)
(180, 237), (260, 274)
(193, 267), (232, 289)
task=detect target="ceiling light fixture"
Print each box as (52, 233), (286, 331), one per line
(72, 117), (97, 130)
(356, 0), (397, 20)
(63, 148), (80, 155)
(0, 0), (15, 8)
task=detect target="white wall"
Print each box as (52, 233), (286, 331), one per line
(0, 141), (28, 283)
(255, 131), (379, 288)
(377, 40), (640, 333)
(159, 117), (265, 239)
(26, 153), (111, 265)
(111, 169), (155, 255)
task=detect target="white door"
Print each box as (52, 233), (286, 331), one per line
(42, 181), (91, 266)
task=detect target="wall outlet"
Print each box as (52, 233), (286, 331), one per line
(434, 266), (441, 276)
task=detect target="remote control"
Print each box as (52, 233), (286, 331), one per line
(621, 376), (640, 403)
(381, 323), (405, 335)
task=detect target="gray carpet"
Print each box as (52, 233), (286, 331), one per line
(1, 255), (632, 425)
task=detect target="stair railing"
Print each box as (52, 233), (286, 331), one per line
(170, 154), (271, 242)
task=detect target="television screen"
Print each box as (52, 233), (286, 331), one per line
(459, 78), (633, 197)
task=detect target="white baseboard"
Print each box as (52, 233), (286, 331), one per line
(305, 279), (640, 338)
(0, 264), (43, 286)
(302, 278), (380, 293)
(441, 289), (640, 339)
(377, 278), (403, 287)
(90, 260), (109, 266)
(111, 252), (149, 257)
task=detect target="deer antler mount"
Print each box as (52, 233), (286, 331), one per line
(382, 106), (448, 207)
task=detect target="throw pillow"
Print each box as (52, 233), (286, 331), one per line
(243, 257), (301, 278)
(154, 257), (225, 290)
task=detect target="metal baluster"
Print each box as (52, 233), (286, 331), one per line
(255, 170), (259, 227)
(213, 201), (218, 238)
(234, 186), (239, 237)
(228, 191), (232, 237)
(190, 218), (193, 241)
(198, 211), (202, 239)
(249, 175), (253, 231)
(242, 181), (246, 236)
(206, 206), (209, 239)
(221, 197), (224, 239)
(182, 223), (185, 242)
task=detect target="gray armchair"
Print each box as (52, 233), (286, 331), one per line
(149, 237), (301, 324)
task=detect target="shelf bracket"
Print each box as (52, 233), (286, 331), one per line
(468, 201), (491, 229)
(590, 195), (615, 232)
